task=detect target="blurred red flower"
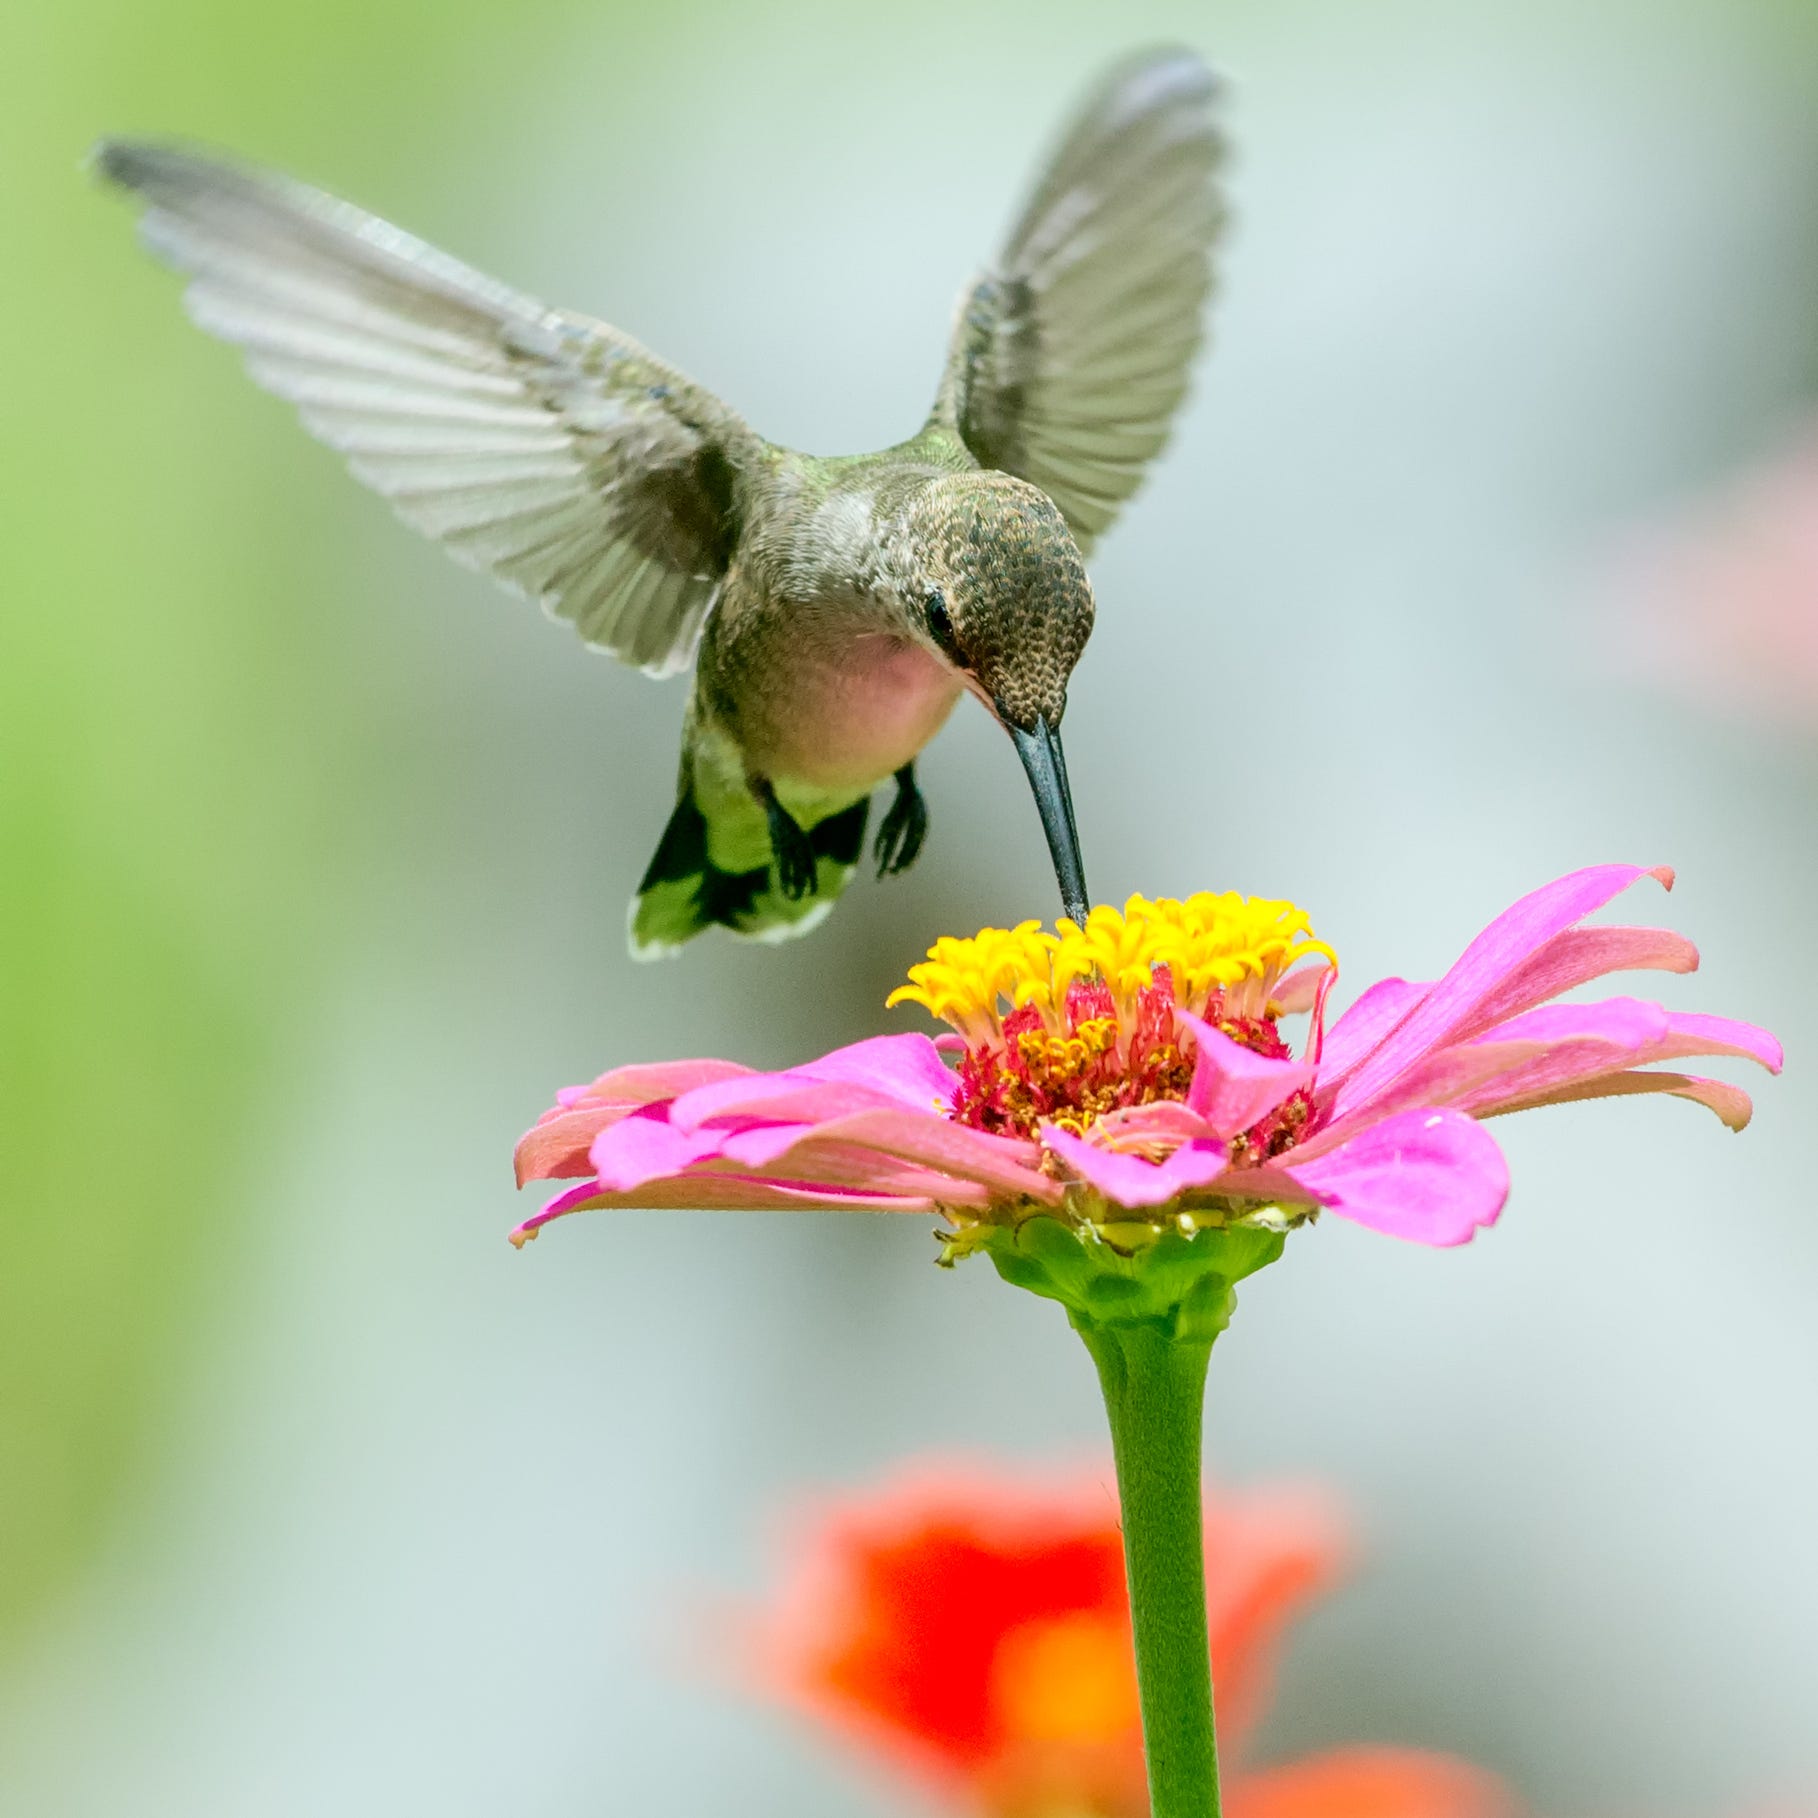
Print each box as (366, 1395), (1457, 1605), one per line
(741, 1463), (1512, 1818)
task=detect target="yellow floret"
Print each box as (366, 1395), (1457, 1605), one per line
(886, 920), (1060, 1035)
(889, 893), (1337, 1038)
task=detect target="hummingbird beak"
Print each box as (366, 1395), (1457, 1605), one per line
(1009, 717), (1090, 925)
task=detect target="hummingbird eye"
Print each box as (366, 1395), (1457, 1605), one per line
(924, 587), (964, 663)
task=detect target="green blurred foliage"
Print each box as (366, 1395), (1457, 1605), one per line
(0, 0), (632, 1648)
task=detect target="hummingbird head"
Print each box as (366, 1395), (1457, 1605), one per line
(899, 472), (1095, 922)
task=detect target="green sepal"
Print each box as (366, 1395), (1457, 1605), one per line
(941, 1212), (1287, 1344)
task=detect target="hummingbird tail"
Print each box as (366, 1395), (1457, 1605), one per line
(628, 787), (871, 958)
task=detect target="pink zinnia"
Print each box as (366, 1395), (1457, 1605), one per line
(514, 866), (1779, 1251)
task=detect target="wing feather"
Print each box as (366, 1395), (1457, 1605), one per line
(932, 48), (1228, 552)
(98, 139), (759, 676)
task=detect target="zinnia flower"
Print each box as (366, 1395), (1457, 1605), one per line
(514, 865), (1778, 1252)
(737, 1460), (1514, 1818)
(516, 869), (1779, 1818)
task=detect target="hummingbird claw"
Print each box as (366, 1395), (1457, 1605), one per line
(874, 764), (929, 879)
(755, 777), (820, 901)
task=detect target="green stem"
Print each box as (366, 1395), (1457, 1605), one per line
(1076, 1319), (1220, 1818)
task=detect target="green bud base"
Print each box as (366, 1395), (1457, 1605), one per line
(939, 1212), (1287, 1344)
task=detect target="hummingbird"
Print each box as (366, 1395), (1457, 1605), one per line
(96, 47), (1228, 954)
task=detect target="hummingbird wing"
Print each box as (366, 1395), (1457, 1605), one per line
(95, 141), (760, 677)
(932, 48), (1227, 553)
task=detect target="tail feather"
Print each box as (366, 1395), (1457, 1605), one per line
(630, 790), (869, 958)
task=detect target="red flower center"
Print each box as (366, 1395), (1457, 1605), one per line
(948, 965), (1315, 1162)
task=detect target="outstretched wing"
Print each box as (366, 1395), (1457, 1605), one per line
(932, 48), (1228, 552)
(96, 140), (761, 676)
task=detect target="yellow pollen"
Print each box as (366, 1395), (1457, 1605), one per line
(887, 893), (1336, 1036)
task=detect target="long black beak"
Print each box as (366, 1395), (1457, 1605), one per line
(1009, 718), (1090, 925)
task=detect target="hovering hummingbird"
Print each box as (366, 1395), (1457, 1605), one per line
(96, 47), (1228, 954)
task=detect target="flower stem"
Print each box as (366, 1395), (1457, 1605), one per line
(1076, 1319), (1220, 1818)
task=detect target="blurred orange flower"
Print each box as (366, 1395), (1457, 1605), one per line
(742, 1463), (1513, 1818)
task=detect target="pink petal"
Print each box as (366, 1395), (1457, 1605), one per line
(572, 1080), (1051, 1216)
(1440, 1038), (1646, 1125)
(1288, 1038), (1559, 1163)
(1269, 961), (1335, 1015)
(796, 1033), (959, 1108)
(582, 1096), (1033, 1204)
(669, 1035), (954, 1128)
(1482, 1067), (1758, 1131)
(1317, 977), (1430, 1080)
(1042, 1125), (1229, 1208)
(1441, 1001), (1782, 1122)
(1468, 996), (1669, 1048)
(663, 1036), (956, 1130)
(1662, 1010), (1784, 1072)
(780, 1108), (1056, 1201)
(515, 1103), (628, 1184)
(708, 1124), (1002, 1204)
(508, 1173), (936, 1244)
(527, 1178), (619, 1223)
(1488, 1003), (1782, 1072)
(1178, 1010), (1313, 1141)
(1285, 1108), (1510, 1247)
(1459, 924), (1699, 1038)
(1323, 865), (1674, 1118)
(1094, 1100), (1222, 1149)
(589, 1108), (739, 1191)
(709, 1135), (1000, 1204)
(669, 1074), (915, 1132)
(561, 1057), (754, 1107)
(1299, 994), (1756, 1156)
(518, 1056), (756, 1183)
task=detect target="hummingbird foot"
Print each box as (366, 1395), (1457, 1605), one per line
(754, 777), (820, 901)
(874, 763), (929, 879)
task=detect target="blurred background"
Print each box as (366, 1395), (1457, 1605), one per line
(4, 0), (1816, 1810)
